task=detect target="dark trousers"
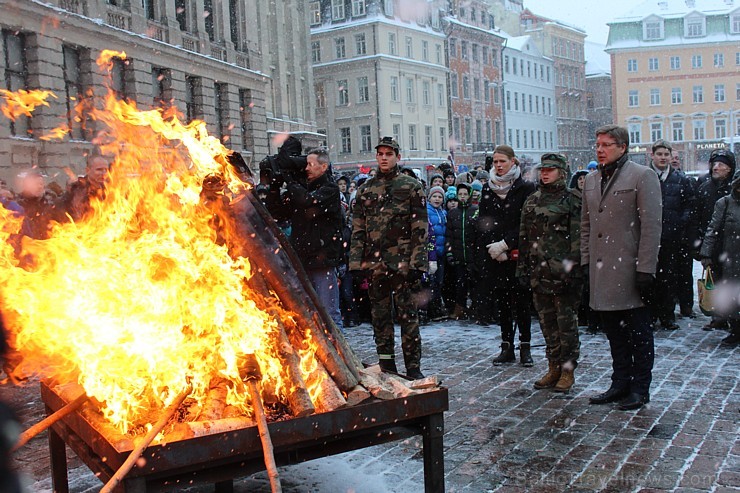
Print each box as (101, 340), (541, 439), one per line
(598, 307), (654, 396)
(338, 269), (358, 325)
(675, 245), (694, 313)
(448, 263), (469, 308)
(493, 286), (532, 344)
(651, 243), (682, 324)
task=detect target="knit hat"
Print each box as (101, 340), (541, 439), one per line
(709, 148), (736, 169)
(428, 185), (445, 199)
(445, 187), (457, 201)
(429, 173), (444, 186)
(587, 161), (598, 170)
(476, 170), (490, 181)
(455, 172), (475, 185)
(471, 181), (483, 192)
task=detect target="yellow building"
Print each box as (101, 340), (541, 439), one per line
(606, 0), (739, 170)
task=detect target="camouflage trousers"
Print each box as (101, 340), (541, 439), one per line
(368, 272), (422, 370)
(532, 290), (581, 363)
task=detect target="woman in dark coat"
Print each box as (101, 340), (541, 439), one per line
(472, 145), (536, 365)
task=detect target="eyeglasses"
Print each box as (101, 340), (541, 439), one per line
(594, 142), (621, 150)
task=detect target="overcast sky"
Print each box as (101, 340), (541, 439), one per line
(525, 0), (647, 45)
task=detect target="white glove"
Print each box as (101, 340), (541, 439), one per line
(486, 240), (508, 260)
(428, 261), (438, 276)
(495, 252), (508, 262)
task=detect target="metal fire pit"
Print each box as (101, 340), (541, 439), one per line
(40, 379), (449, 492)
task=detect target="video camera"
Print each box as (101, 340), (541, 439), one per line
(259, 135), (308, 187)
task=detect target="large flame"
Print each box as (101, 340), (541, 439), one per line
(0, 89), (56, 121)
(0, 51), (318, 432)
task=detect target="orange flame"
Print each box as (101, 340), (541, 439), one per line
(0, 56), (318, 432)
(97, 49), (127, 71)
(0, 89), (57, 121)
(39, 123), (70, 141)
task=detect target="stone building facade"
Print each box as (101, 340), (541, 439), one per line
(585, 41), (613, 163)
(0, 0), (314, 185)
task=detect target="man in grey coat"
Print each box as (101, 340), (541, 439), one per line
(581, 125), (662, 411)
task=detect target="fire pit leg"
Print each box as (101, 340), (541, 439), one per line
(422, 412), (445, 493)
(48, 424), (69, 493)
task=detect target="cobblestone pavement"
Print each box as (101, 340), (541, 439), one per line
(2, 311), (738, 493)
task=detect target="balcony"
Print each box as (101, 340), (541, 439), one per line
(181, 33), (200, 53)
(147, 21), (168, 43)
(106, 6), (132, 31)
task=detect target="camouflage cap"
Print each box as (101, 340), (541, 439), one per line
(375, 136), (400, 152)
(539, 153), (568, 170)
(652, 139), (672, 152)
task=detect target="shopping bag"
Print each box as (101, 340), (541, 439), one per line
(697, 267), (715, 316)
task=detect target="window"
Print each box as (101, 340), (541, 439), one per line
(714, 53), (724, 67)
(340, 127), (351, 153)
(63, 45), (84, 140)
(486, 120), (492, 144)
(453, 117), (460, 142)
(628, 90), (639, 107)
(360, 125), (372, 151)
(110, 56), (129, 101)
(406, 78), (414, 102)
(733, 13), (740, 33)
(449, 38), (457, 58)
(492, 49), (499, 67)
(408, 124), (417, 149)
(461, 41), (468, 60)
(737, 52), (740, 65)
(332, 0), (345, 20)
(335, 38), (346, 59)
(650, 88), (660, 106)
(143, 0), (155, 19)
(464, 118), (471, 144)
(185, 75), (202, 123)
(352, 0), (366, 16)
(357, 76), (369, 103)
(450, 73), (458, 98)
(512, 57), (517, 75)
(514, 91), (519, 111)
(473, 78), (480, 100)
(736, 82), (740, 101)
(693, 120), (705, 140)
(439, 127), (446, 150)
(388, 33), (396, 55)
(462, 76), (470, 99)
(506, 90), (511, 110)
(309, 1), (321, 25)
(493, 83), (500, 104)
(548, 97), (552, 115)
(535, 95), (539, 113)
(484, 80), (490, 103)
(527, 61), (531, 78)
(472, 43), (479, 62)
(715, 119), (726, 139)
(315, 82), (326, 108)
(422, 40), (429, 61)
(523, 129), (527, 148)
(437, 83), (444, 107)
(214, 83), (228, 142)
(528, 94), (533, 113)
(390, 76), (399, 101)
(672, 121), (684, 141)
(436, 44), (442, 64)
(693, 85), (703, 103)
(337, 79), (349, 106)
(152, 67), (171, 108)
(405, 37), (413, 58)
(627, 59), (638, 72)
(384, 0), (393, 16)
(425, 125), (433, 150)
(515, 129), (520, 148)
(422, 81), (431, 105)
(650, 122), (662, 142)
(3, 30), (29, 136)
(311, 41), (321, 63)
(175, 0), (187, 30)
(537, 130), (542, 149)
(392, 123), (401, 145)
(643, 20), (663, 40)
(649, 57), (659, 71)
(671, 87), (682, 104)
(628, 123), (641, 144)
(204, 0), (214, 41)
(670, 56), (680, 70)
(504, 55), (509, 73)
(685, 16), (705, 37)
(355, 34), (366, 55)
(475, 120), (482, 144)
(239, 89), (254, 150)
(714, 84), (725, 102)
(482, 46), (488, 65)
(691, 54), (702, 68)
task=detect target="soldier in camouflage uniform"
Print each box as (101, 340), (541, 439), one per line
(349, 137), (429, 379)
(517, 153), (582, 393)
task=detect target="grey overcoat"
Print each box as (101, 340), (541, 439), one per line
(581, 159), (663, 311)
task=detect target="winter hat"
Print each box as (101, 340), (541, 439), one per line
(456, 182), (472, 194)
(428, 186), (445, 200)
(429, 173), (444, 185)
(569, 169), (589, 189)
(587, 161), (598, 170)
(709, 148), (736, 169)
(539, 153), (569, 171)
(455, 172), (475, 186)
(471, 181), (483, 192)
(445, 187), (457, 201)
(476, 170), (490, 181)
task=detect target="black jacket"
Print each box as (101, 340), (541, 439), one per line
(656, 167), (695, 245)
(693, 175), (734, 253)
(444, 202), (478, 265)
(473, 176), (536, 277)
(266, 172), (343, 269)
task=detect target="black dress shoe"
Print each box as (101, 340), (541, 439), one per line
(662, 321), (680, 331)
(589, 387), (630, 405)
(618, 392), (650, 410)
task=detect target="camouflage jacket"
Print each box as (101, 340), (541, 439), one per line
(349, 165), (428, 274)
(517, 179), (582, 294)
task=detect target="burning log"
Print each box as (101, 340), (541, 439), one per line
(197, 377), (229, 422)
(100, 381), (193, 493)
(12, 391), (89, 452)
(168, 416), (256, 441)
(238, 353), (282, 493)
(346, 385), (372, 406)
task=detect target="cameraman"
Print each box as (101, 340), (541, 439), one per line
(265, 148), (345, 329)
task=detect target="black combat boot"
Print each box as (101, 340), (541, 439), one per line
(378, 359), (398, 373)
(406, 367), (425, 380)
(492, 342), (515, 366)
(519, 342), (533, 367)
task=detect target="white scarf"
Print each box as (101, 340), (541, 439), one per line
(651, 164), (670, 182)
(489, 165), (521, 199)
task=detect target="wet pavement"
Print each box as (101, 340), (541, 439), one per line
(2, 309), (738, 492)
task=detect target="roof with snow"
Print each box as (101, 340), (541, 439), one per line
(585, 41), (610, 77)
(612, 0), (739, 21)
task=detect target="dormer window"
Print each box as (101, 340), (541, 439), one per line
(731, 11), (740, 33)
(643, 17), (664, 40)
(684, 14), (705, 37)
